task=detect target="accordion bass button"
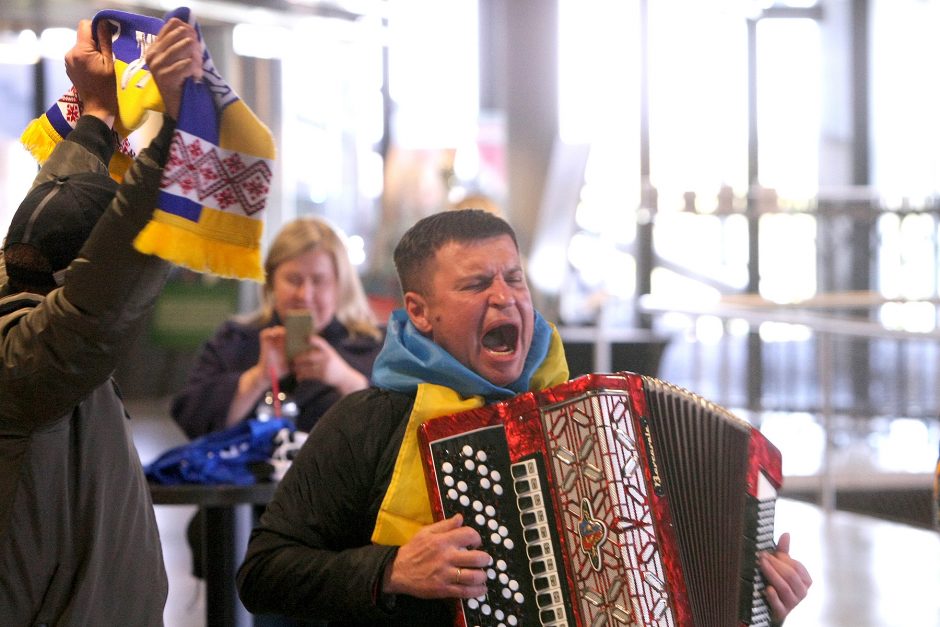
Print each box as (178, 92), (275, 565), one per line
(643, 570), (665, 591)
(612, 606), (633, 622)
(582, 589), (603, 606)
(652, 598), (668, 619)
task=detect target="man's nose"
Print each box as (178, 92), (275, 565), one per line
(488, 278), (516, 307)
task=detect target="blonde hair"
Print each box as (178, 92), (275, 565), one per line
(255, 217), (381, 340)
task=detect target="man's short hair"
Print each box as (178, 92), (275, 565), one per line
(3, 172), (116, 293)
(393, 208), (518, 295)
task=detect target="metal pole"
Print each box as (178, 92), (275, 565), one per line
(818, 332), (836, 512)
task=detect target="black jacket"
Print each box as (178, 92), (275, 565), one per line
(237, 387), (455, 625)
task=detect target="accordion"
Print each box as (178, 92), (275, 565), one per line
(418, 372), (782, 627)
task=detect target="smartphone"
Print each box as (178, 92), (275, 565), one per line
(284, 309), (315, 359)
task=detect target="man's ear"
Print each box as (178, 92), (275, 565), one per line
(403, 291), (433, 334)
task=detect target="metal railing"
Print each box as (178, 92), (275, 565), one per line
(637, 292), (940, 512)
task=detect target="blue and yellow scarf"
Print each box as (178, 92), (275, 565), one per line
(370, 309), (569, 545)
(21, 7), (275, 281)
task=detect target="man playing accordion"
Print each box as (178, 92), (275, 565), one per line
(236, 209), (812, 625)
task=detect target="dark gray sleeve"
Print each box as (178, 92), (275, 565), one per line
(0, 116), (177, 426)
(63, 114), (176, 319)
(30, 115), (116, 189)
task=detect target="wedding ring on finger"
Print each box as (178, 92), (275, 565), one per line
(454, 567), (463, 585)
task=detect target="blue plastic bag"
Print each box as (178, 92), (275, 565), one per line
(145, 417), (295, 486)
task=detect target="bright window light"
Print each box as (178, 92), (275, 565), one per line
(387, 0), (478, 148)
(40, 28), (76, 60)
(756, 18), (821, 200)
(871, 0), (940, 200)
(558, 0), (638, 145)
(346, 234), (367, 266)
(0, 30), (39, 65)
(233, 23), (290, 59)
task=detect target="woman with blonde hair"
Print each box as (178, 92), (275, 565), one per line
(172, 216), (384, 437)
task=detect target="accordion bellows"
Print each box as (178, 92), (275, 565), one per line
(419, 372), (782, 627)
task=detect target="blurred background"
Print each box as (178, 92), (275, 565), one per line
(2, 1), (939, 625)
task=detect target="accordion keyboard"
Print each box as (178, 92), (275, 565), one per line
(430, 425), (534, 626)
(511, 458), (569, 625)
(428, 425), (570, 626)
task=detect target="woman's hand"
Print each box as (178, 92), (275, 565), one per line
(257, 326), (290, 382)
(292, 335), (369, 396)
(226, 326), (289, 426)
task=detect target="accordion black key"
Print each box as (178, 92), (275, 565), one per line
(418, 372), (782, 627)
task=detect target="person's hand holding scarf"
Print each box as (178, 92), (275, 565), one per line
(64, 19), (117, 128)
(144, 17), (203, 120)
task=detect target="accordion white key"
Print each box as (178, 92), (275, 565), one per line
(418, 372), (782, 627)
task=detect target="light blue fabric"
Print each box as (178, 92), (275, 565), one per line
(372, 308), (552, 402)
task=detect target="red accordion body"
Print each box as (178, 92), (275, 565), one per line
(418, 372), (783, 627)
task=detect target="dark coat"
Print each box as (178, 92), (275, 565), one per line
(171, 316), (383, 436)
(0, 115), (175, 626)
(237, 387), (455, 625)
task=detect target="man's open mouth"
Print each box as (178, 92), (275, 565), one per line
(482, 324), (519, 354)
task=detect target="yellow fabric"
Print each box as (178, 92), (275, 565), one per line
(113, 58), (165, 134)
(21, 112), (134, 183)
(219, 100), (276, 158)
(133, 208), (265, 281)
(108, 151), (134, 183)
(370, 323), (570, 546)
(19, 115), (62, 165)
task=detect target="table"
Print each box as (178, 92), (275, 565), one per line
(149, 482), (278, 627)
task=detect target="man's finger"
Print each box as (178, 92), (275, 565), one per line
(426, 513), (463, 533)
(95, 19), (113, 57)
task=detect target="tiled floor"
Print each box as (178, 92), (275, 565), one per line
(128, 397), (940, 627)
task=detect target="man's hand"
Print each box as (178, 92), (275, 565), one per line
(383, 514), (493, 600)
(65, 19), (118, 128)
(145, 17), (203, 119)
(759, 532), (813, 622)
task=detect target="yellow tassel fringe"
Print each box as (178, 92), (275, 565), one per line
(133, 214), (264, 282)
(20, 116), (62, 166)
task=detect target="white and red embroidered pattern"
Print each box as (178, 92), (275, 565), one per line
(50, 87), (137, 160)
(58, 87), (83, 124)
(161, 129), (272, 217)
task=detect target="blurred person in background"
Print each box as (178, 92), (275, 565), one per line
(170, 216), (385, 601)
(171, 215), (384, 438)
